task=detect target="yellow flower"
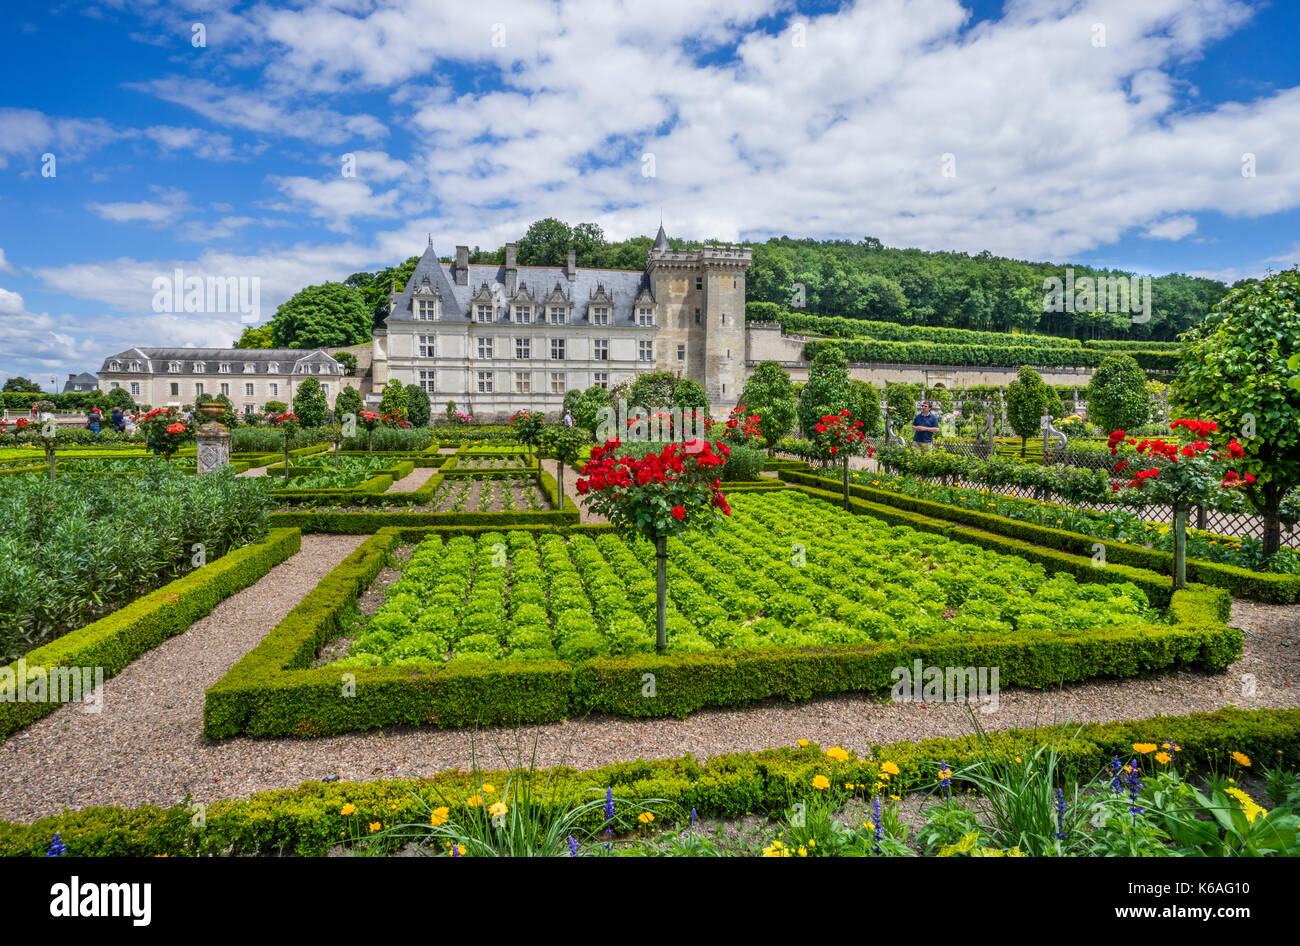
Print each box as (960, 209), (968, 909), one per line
(638, 811), (655, 824)
(368, 822), (382, 833)
(807, 839), (815, 848)
(762, 841), (791, 857)
(812, 774), (831, 791)
(797, 846), (808, 857)
(796, 739), (809, 748)
(1232, 751), (1252, 767)
(845, 783), (854, 790)
(1155, 752), (1172, 765)
(489, 802), (508, 818)
(430, 807), (450, 826)
(1132, 743), (1157, 754)
(340, 804), (356, 816)
(889, 795), (900, 802)
(481, 783), (496, 795)
(466, 795), (483, 807)
(826, 746), (849, 763)
(881, 761), (900, 776)
(1224, 786), (1268, 823)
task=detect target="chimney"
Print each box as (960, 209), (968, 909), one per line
(68, 373), (75, 380)
(505, 242), (517, 296)
(455, 245), (469, 285)
(566, 248), (576, 281)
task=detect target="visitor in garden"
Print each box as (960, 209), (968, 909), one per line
(911, 401), (941, 451)
(86, 408), (101, 436)
(124, 412), (137, 435)
(563, 410), (574, 428)
(111, 408), (126, 432)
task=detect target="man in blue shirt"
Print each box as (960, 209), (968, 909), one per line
(911, 401), (940, 451)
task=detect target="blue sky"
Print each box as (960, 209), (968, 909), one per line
(1, 0), (1297, 386)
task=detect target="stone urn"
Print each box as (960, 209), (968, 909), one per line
(196, 403), (231, 473)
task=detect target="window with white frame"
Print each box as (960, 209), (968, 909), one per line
(267, 362), (278, 374)
(129, 361), (142, 372)
(475, 304), (493, 322)
(514, 337), (531, 359)
(219, 363), (231, 374)
(130, 382), (140, 396)
(550, 338), (566, 360)
(418, 299), (438, 320)
(195, 383), (204, 396)
(243, 363), (255, 373)
(637, 307), (654, 326)
(515, 372), (531, 393)
(168, 362), (182, 373)
(477, 337), (494, 359)
(269, 383), (278, 396)
(513, 305), (532, 324)
(109, 361), (121, 371)
(245, 383), (255, 396)
(169, 383), (179, 396)
(677, 344), (686, 362)
(593, 339), (609, 361)
(418, 370), (435, 394)
(638, 341), (653, 362)
(476, 371), (494, 393)
(549, 305), (566, 325)
(419, 335), (436, 358)
(593, 372), (608, 389)
(590, 306), (609, 326)
(220, 382), (230, 396)
(550, 372), (565, 394)
(322, 383), (329, 396)
(193, 362), (205, 373)
(110, 381), (120, 390)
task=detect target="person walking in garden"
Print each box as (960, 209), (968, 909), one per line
(563, 410), (574, 429)
(911, 400), (940, 451)
(111, 407), (125, 432)
(86, 408), (101, 436)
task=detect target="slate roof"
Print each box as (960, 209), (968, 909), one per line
(386, 243), (654, 327)
(100, 348), (341, 375)
(62, 372), (98, 392)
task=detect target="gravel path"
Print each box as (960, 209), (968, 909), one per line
(384, 467), (436, 493)
(1, 559), (1295, 823)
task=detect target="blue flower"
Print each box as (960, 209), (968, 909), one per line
(567, 835), (579, 857)
(872, 797), (883, 855)
(689, 808), (697, 825)
(450, 843), (461, 858)
(1109, 756), (1124, 795)
(1054, 788), (1068, 840)
(45, 833), (67, 857)
(603, 787), (615, 823)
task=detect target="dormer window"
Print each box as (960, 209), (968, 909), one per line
(549, 305), (567, 325)
(418, 299), (438, 320)
(475, 304), (493, 323)
(513, 305), (532, 324)
(590, 307), (609, 326)
(219, 363), (231, 374)
(243, 362), (256, 373)
(637, 307), (655, 327)
(193, 362), (205, 373)
(109, 361), (121, 371)
(168, 361), (182, 373)
(129, 361), (142, 372)
(267, 362), (278, 374)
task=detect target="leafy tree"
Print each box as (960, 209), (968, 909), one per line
(539, 422), (586, 508)
(334, 385), (363, 420)
(571, 222), (609, 267)
(797, 345), (852, 437)
(1086, 354), (1151, 433)
(518, 218), (572, 266)
(2, 377), (42, 393)
(346, 255), (419, 329)
(850, 379), (883, 437)
(378, 379), (409, 418)
(741, 361), (798, 451)
(270, 282), (371, 349)
(671, 377), (708, 410)
(511, 410), (546, 463)
(1173, 268), (1300, 557)
(232, 325), (274, 349)
(628, 371), (680, 410)
(1006, 365), (1049, 456)
(292, 376), (329, 427)
(404, 383), (431, 427)
(105, 387), (136, 410)
(334, 351), (358, 375)
(883, 382), (921, 440)
(264, 399), (288, 415)
(563, 385), (612, 437)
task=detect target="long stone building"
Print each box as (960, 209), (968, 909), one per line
(374, 227), (752, 420)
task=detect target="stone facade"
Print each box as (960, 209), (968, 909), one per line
(97, 347), (348, 414)
(377, 228), (752, 421)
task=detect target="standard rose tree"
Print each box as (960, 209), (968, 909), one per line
(140, 408), (195, 461)
(810, 410), (874, 510)
(273, 411), (300, 476)
(576, 438), (732, 652)
(510, 410), (545, 464)
(1108, 419), (1252, 588)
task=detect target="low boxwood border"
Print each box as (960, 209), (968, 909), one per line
(781, 469), (1300, 603)
(203, 519), (1238, 739)
(6, 706), (1295, 855)
(0, 528), (301, 739)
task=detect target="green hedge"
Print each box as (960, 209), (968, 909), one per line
(782, 469), (1300, 604)
(805, 338), (1101, 368)
(6, 705), (1293, 855)
(203, 521), (1236, 738)
(0, 528), (301, 738)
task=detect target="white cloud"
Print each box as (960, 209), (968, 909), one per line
(0, 249), (16, 275)
(86, 187), (191, 225)
(268, 176), (403, 232)
(142, 125), (239, 161)
(1142, 216), (1199, 240)
(0, 289), (24, 314)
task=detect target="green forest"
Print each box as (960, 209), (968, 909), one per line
(323, 218), (1236, 344)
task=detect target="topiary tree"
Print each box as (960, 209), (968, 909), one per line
(1173, 268), (1300, 557)
(378, 379), (409, 419)
(334, 385), (363, 422)
(1006, 365), (1049, 457)
(741, 361), (798, 453)
(270, 282), (372, 349)
(292, 376), (329, 427)
(540, 421), (586, 507)
(404, 384), (431, 427)
(850, 379), (883, 437)
(671, 377), (708, 411)
(511, 409), (545, 464)
(105, 387), (136, 411)
(563, 385), (612, 437)
(1086, 354), (1151, 434)
(797, 345), (852, 438)
(628, 371), (680, 410)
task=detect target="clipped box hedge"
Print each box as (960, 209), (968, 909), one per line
(781, 469), (1300, 604)
(0, 528), (301, 738)
(5, 705), (1293, 855)
(203, 516), (1238, 738)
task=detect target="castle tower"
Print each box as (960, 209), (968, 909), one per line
(646, 225), (751, 408)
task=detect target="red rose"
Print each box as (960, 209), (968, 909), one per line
(670, 505), (685, 521)
(166, 423), (185, 434)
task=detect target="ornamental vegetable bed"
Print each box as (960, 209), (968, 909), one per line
(0, 467), (274, 660)
(335, 491), (1164, 669)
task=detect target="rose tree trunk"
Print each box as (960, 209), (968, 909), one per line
(1172, 501), (1188, 590)
(655, 534), (668, 653)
